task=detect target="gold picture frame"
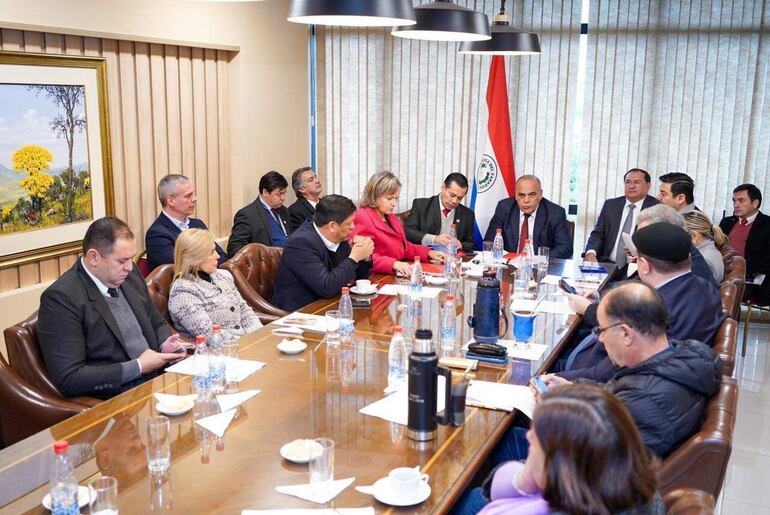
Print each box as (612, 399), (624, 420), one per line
(0, 51), (114, 269)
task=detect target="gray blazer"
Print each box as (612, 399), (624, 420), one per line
(168, 269), (262, 341)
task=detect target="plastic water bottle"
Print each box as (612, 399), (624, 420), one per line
(387, 326), (407, 386)
(440, 294), (457, 352)
(49, 440), (78, 515)
(208, 325), (225, 394)
(192, 335), (211, 399)
(410, 256), (424, 296)
(339, 287), (354, 339)
(493, 228), (504, 263)
(521, 239), (534, 280)
(447, 223), (458, 256)
(444, 224), (458, 279)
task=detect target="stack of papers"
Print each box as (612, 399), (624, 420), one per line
(360, 377), (446, 425)
(166, 358), (266, 382)
(273, 313), (327, 333)
(466, 381), (536, 418)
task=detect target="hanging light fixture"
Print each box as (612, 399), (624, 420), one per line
(391, 1), (490, 42)
(458, 0), (540, 55)
(287, 0), (416, 27)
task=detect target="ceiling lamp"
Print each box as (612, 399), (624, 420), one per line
(287, 0), (416, 27)
(459, 0), (540, 55)
(391, 1), (490, 42)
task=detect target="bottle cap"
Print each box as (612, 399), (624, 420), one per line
(341, 287), (349, 293)
(393, 326), (403, 333)
(415, 329), (433, 340)
(414, 256), (421, 262)
(195, 335), (206, 344)
(212, 324), (221, 333)
(446, 294), (454, 301)
(451, 223), (456, 229)
(54, 440), (68, 454)
(496, 228), (502, 233)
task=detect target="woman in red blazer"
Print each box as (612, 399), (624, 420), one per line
(351, 171), (444, 275)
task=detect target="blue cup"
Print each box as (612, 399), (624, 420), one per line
(512, 310), (537, 342)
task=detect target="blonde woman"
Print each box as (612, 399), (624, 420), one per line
(350, 171), (444, 275)
(684, 211), (726, 283)
(168, 229), (262, 341)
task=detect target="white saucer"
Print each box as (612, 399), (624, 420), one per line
(425, 275), (448, 286)
(464, 267), (484, 278)
(280, 439), (322, 464)
(156, 399), (194, 416)
(277, 339), (307, 355)
(350, 286), (377, 295)
(42, 485), (92, 511)
(372, 477), (431, 507)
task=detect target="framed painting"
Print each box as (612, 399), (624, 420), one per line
(0, 51), (114, 268)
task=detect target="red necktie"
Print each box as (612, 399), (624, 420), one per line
(442, 208), (450, 217)
(517, 214), (530, 253)
(740, 218), (748, 226)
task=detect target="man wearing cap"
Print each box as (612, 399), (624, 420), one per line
(555, 222), (725, 383)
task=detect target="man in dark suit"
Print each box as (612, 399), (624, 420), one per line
(272, 195), (374, 311)
(584, 168), (659, 264)
(404, 173), (476, 253)
(38, 217), (185, 399)
(483, 175), (573, 259)
(720, 183), (770, 305)
(657, 172), (698, 214)
(227, 171), (293, 256)
(145, 174), (226, 270)
(288, 166), (323, 230)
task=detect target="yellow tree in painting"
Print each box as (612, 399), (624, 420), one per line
(12, 144), (55, 217)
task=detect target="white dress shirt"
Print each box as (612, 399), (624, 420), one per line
(609, 198), (645, 260)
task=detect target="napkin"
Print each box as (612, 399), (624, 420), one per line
(153, 393), (198, 405)
(466, 381), (536, 418)
(275, 477), (356, 505)
(511, 299), (575, 315)
(166, 357), (266, 382)
(195, 408), (237, 437)
(376, 284), (442, 299)
(243, 509), (374, 515)
(360, 377), (446, 426)
(216, 389), (260, 412)
(274, 314), (327, 333)
(272, 326), (304, 336)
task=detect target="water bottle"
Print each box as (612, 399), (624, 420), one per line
(492, 228), (504, 263)
(387, 326), (407, 386)
(208, 325), (225, 395)
(192, 335), (211, 399)
(521, 239), (533, 280)
(339, 287), (354, 339)
(444, 224), (458, 279)
(440, 294), (457, 352)
(447, 224), (458, 256)
(49, 440), (78, 515)
(410, 256), (423, 296)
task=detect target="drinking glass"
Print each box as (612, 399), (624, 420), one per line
(513, 268), (530, 298)
(89, 476), (118, 515)
(146, 416), (171, 474)
(223, 342), (240, 393)
(309, 438), (335, 495)
(325, 310), (341, 347)
(537, 246), (550, 267)
(326, 344), (341, 384)
(482, 241), (493, 265)
(513, 310), (537, 342)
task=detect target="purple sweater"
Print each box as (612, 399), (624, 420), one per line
(479, 461), (550, 515)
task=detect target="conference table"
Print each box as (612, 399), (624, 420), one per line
(0, 259), (612, 514)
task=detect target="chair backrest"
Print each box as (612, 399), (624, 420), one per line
(710, 317), (737, 377)
(219, 243), (288, 321)
(658, 376), (738, 498)
(664, 488), (715, 515)
(567, 220), (575, 246)
(718, 281), (739, 321)
(145, 264), (176, 327)
(394, 210), (411, 225)
(721, 249), (746, 304)
(136, 255), (152, 278)
(3, 311), (61, 398)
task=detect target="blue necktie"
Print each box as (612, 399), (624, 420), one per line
(564, 333), (597, 371)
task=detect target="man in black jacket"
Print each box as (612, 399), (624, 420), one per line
(288, 166), (323, 231)
(719, 183), (770, 306)
(272, 195), (374, 311)
(404, 173), (476, 253)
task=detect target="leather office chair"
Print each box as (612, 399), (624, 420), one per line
(135, 249), (152, 278)
(219, 243), (288, 324)
(718, 282), (738, 320)
(0, 353), (86, 449)
(711, 318), (737, 377)
(664, 488), (715, 515)
(658, 377), (738, 499)
(4, 313), (101, 408)
(145, 264), (176, 328)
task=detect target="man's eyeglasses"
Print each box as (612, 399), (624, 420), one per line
(624, 180), (645, 186)
(592, 322), (624, 337)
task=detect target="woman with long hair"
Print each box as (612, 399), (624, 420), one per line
(684, 211), (726, 283)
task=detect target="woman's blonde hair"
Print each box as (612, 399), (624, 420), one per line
(173, 228), (216, 280)
(359, 171), (401, 208)
(683, 211), (727, 247)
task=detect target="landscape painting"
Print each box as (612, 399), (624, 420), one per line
(0, 52), (113, 268)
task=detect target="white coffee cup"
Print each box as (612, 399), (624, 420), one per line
(388, 467), (429, 498)
(355, 279), (372, 292)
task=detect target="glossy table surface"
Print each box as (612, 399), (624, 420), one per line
(0, 259), (611, 514)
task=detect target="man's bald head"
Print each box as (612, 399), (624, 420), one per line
(601, 282), (669, 339)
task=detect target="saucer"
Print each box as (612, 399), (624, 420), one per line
(350, 286), (377, 295)
(425, 275), (448, 286)
(156, 399), (194, 416)
(277, 339), (307, 355)
(42, 485), (92, 510)
(372, 477), (431, 506)
(280, 439), (323, 464)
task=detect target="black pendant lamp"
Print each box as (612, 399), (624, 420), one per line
(288, 0), (416, 27)
(391, 1), (491, 42)
(459, 0), (540, 55)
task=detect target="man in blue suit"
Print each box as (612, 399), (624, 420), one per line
(145, 174), (226, 271)
(272, 195), (374, 312)
(483, 175), (573, 259)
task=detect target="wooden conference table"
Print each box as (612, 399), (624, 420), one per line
(0, 259), (611, 514)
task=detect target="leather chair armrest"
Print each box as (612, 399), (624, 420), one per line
(69, 396), (103, 408)
(227, 267), (289, 319)
(664, 488), (715, 514)
(711, 318), (737, 377)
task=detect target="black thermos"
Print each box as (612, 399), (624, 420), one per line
(407, 329), (452, 441)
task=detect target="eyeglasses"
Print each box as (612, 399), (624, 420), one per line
(592, 322), (624, 337)
(624, 180), (645, 186)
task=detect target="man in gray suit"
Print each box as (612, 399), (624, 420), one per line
(584, 168), (659, 263)
(38, 217), (185, 399)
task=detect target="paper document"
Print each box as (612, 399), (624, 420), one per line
(377, 284), (442, 299)
(621, 232), (637, 257)
(540, 275), (602, 291)
(626, 263), (638, 277)
(511, 299), (575, 315)
(360, 377), (446, 426)
(466, 381), (536, 418)
(273, 313), (327, 333)
(166, 357), (265, 382)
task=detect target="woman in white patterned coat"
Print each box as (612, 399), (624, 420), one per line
(168, 229), (262, 341)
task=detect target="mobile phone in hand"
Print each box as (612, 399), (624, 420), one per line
(532, 376), (549, 394)
(558, 278), (578, 295)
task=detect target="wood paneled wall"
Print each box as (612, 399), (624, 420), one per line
(0, 28), (233, 293)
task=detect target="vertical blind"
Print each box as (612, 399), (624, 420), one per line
(316, 0), (770, 253)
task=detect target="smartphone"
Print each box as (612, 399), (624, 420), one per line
(351, 299), (371, 308)
(532, 376), (549, 394)
(558, 278), (578, 295)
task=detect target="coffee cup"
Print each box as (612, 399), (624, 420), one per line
(355, 279), (372, 292)
(388, 467), (429, 498)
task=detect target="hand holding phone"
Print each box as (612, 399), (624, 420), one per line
(532, 376), (549, 394)
(558, 278), (577, 295)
